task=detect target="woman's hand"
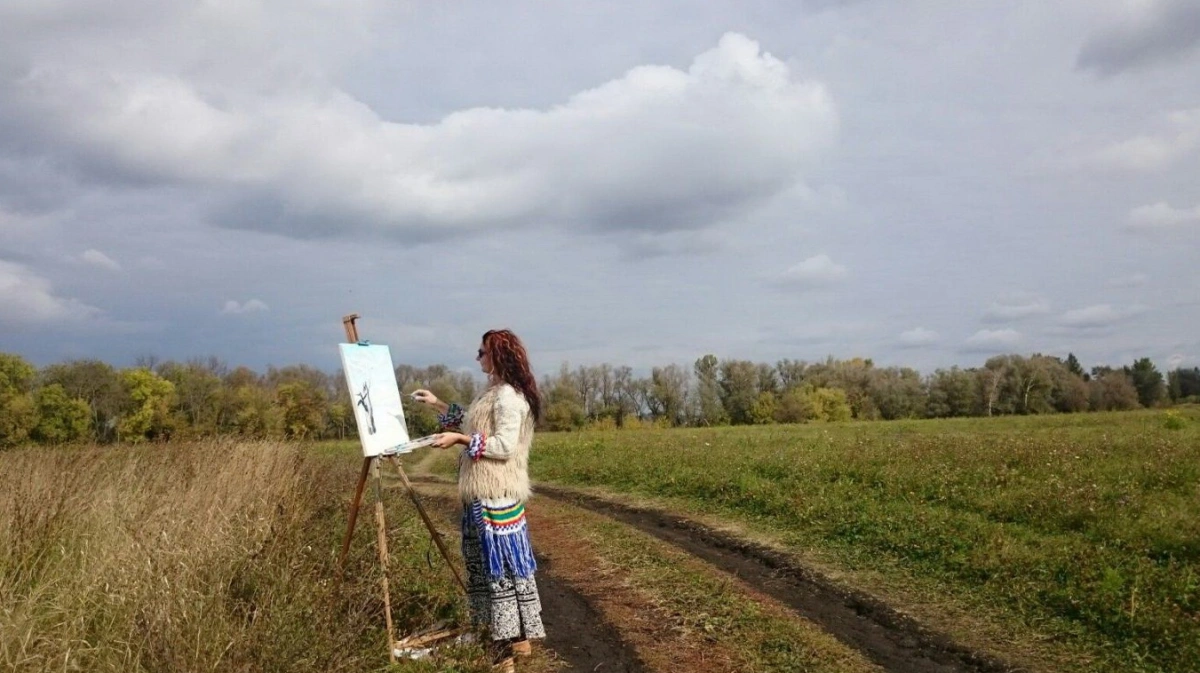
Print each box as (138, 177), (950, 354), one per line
(411, 389), (449, 414)
(431, 432), (468, 449)
(411, 389), (439, 406)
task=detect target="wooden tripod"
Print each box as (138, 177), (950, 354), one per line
(335, 314), (467, 663)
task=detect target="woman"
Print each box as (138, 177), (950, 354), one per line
(412, 329), (544, 664)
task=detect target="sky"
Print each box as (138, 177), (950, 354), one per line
(1, 0), (1198, 378)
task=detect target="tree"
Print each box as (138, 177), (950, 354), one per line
(0, 394), (37, 447)
(158, 359), (226, 435)
(718, 359), (758, 425)
(1127, 358), (1165, 408)
(118, 368), (177, 442)
(610, 365), (640, 427)
(868, 367), (926, 420)
(542, 364), (586, 431)
(326, 398), (354, 439)
(31, 384), (91, 444)
(693, 355), (727, 426)
(574, 365), (601, 419)
(229, 384), (281, 437)
(1044, 357), (1089, 413)
(776, 385), (851, 423)
(756, 363), (779, 396)
(1012, 355), (1056, 414)
(1168, 367), (1200, 402)
(775, 358), (810, 391)
(276, 380), (326, 440)
(648, 364), (689, 426)
(1088, 370), (1140, 411)
(0, 353), (39, 447)
(977, 357), (1011, 416)
(838, 358), (878, 419)
(225, 366), (261, 389)
(926, 367), (979, 418)
(776, 387), (808, 423)
(40, 359), (125, 442)
(1066, 352), (1087, 380)
(750, 391), (777, 425)
(0, 353), (37, 394)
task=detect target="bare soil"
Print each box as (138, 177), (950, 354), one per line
(413, 484), (646, 672)
(537, 557), (647, 673)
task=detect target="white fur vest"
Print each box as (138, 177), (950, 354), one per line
(458, 383), (535, 504)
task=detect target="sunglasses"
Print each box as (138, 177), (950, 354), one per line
(476, 348), (485, 359)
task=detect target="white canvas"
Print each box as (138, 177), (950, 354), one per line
(338, 343), (411, 457)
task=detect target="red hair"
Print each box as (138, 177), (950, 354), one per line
(482, 329), (541, 422)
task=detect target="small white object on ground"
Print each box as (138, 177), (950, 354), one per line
(392, 646), (433, 660)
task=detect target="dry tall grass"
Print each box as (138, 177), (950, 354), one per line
(0, 440), (428, 672)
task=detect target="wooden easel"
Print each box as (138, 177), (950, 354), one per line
(336, 313), (467, 663)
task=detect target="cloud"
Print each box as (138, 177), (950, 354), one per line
(964, 328), (1022, 352)
(221, 299), (269, 315)
(1077, 0), (1200, 76)
(1108, 273), (1149, 288)
(1058, 303), (1145, 329)
(775, 253), (848, 289)
(982, 297), (1050, 322)
(79, 248), (122, 271)
(0, 260), (101, 324)
(1074, 108), (1200, 172)
(897, 327), (939, 348)
(1128, 202), (1200, 229)
(5, 32), (838, 241)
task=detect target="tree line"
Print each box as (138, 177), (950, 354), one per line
(1, 350), (1197, 446)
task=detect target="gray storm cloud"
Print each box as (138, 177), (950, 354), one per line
(1077, 0), (1200, 75)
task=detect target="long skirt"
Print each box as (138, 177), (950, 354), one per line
(460, 499), (546, 641)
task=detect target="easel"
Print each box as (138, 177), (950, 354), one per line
(336, 313), (467, 663)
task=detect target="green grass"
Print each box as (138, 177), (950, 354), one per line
(534, 498), (882, 673)
(523, 409), (1200, 673)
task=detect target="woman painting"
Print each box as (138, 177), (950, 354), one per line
(412, 329), (544, 664)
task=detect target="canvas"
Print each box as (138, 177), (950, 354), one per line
(338, 343), (411, 457)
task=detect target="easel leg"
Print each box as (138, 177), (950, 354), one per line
(338, 456), (372, 570)
(386, 456), (469, 595)
(370, 458), (398, 663)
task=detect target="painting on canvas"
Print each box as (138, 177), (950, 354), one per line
(338, 343), (411, 457)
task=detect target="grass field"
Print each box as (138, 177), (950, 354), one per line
(5, 408), (1197, 672)
(521, 408), (1200, 673)
(0, 440), (492, 673)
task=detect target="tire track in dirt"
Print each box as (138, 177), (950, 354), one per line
(534, 484), (1022, 673)
(410, 483), (646, 673)
(536, 555), (646, 673)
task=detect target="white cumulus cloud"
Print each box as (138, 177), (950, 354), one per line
(80, 249), (122, 271)
(222, 299), (269, 315)
(1070, 108), (1200, 172)
(897, 327), (939, 347)
(964, 328), (1022, 352)
(0, 260), (101, 324)
(7, 32), (838, 240)
(982, 296), (1050, 322)
(1108, 273), (1149, 288)
(1058, 303), (1145, 329)
(1128, 202), (1200, 228)
(776, 253), (848, 289)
